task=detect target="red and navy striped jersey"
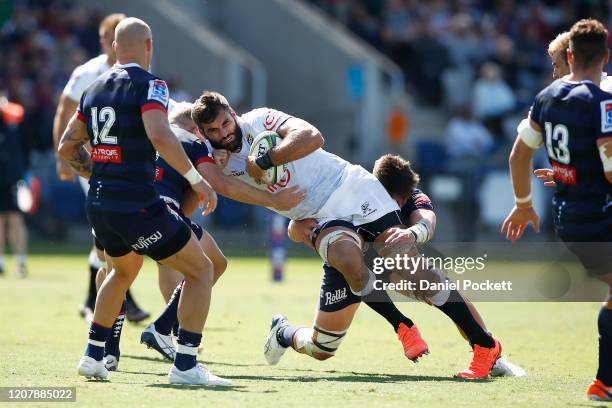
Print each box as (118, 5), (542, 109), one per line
(401, 188), (434, 220)
(530, 79), (612, 201)
(154, 126), (213, 208)
(77, 63), (169, 210)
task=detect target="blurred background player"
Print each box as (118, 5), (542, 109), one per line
(52, 12), (149, 324)
(0, 92), (28, 278)
(503, 19), (612, 401)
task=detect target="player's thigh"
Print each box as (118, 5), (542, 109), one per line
(158, 233), (212, 283)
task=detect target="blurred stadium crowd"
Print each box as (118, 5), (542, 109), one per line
(0, 0), (610, 240)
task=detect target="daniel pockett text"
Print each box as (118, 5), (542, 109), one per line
(371, 254), (513, 293)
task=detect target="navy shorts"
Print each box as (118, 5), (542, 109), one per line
(0, 183), (19, 213)
(553, 199), (612, 276)
(319, 264), (361, 312)
(167, 202), (203, 240)
(86, 199), (192, 261)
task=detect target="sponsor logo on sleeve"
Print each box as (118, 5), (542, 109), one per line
(92, 146), (122, 163)
(148, 79), (169, 106)
(600, 100), (612, 133)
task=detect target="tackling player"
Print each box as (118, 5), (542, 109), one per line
(273, 154), (523, 377)
(59, 18), (230, 386)
(140, 102), (304, 359)
(502, 19), (612, 401)
(191, 92), (503, 379)
(52, 12), (149, 324)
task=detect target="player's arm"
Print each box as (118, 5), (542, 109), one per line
(382, 209), (436, 255)
(197, 161), (304, 211)
(53, 94), (80, 181)
(597, 136), (612, 183)
(57, 112), (92, 179)
(287, 218), (319, 250)
(247, 117), (324, 180)
(501, 118), (541, 241)
(143, 109), (217, 215)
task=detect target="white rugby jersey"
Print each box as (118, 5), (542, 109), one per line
(63, 54), (111, 102)
(601, 72), (612, 93)
(220, 108), (348, 220)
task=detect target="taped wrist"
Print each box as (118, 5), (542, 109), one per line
(255, 151), (274, 170)
(407, 221), (432, 244)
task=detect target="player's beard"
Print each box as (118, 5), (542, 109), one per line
(208, 121), (243, 152)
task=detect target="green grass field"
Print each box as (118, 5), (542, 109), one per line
(0, 254), (605, 407)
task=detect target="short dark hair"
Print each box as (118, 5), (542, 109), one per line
(191, 91), (232, 127)
(372, 154), (420, 199)
(569, 19), (608, 69)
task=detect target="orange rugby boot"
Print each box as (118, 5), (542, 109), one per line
(397, 323), (429, 362)
(587, 378), (612, 401)
(456, 337), (502, 379)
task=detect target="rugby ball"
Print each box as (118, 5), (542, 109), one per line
(248, 131), (288, 185)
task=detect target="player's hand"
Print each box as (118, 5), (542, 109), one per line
(192, 179), (218, 216)
(380, 227), (416, 257)
(501, 206), (540, 242)
(272, 185), (305, 211)
(214, 149), (230, 169)
(288, 218), (319, 250)
(56, 158), (77, 181)
(534, 168), (556, 187)
(246, 155), (266, 184)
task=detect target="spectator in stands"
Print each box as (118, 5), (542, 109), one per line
(472, 62), (516, 140)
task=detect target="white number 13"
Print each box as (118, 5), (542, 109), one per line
(544, 121), (570, 164)
(91, 106), (117, 145)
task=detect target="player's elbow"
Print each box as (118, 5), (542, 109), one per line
(311, 128), (324, 149)
(605, 171), (612, 184)
(57, 141), (72, 161)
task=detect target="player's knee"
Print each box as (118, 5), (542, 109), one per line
(189, 256), (214, 287)
(214, 255), (228, 278)
(312, 352), (334, 361)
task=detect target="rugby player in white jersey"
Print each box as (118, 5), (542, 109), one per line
(191, 91), (507, 379)
(52, 13), (149, 323)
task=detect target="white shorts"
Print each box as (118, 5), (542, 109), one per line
(314, 164), (400, 226)
(79, 176), (89, 195)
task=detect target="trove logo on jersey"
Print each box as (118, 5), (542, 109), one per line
(600, 100), (612, 132)
(92, 146), (122, 163)
(131, 231), (163, 251)
(552, 162), (577, 185)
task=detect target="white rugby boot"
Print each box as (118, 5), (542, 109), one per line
(168, 363), (232, 386)
(490, 356), (527, 377)
(264, 314), (289, 365)
(77, 356), (108, 380)
(103, 355), (119, 371)
(141, 323), (176, 361)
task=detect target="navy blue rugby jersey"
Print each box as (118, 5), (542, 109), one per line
(155, 125), (214, 208)
(529, 79), (612, 202)
(77, 62), (169, 210)
(401, 188), (434, 221)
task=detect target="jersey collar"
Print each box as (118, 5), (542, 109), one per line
(114, 62), (143, 69)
